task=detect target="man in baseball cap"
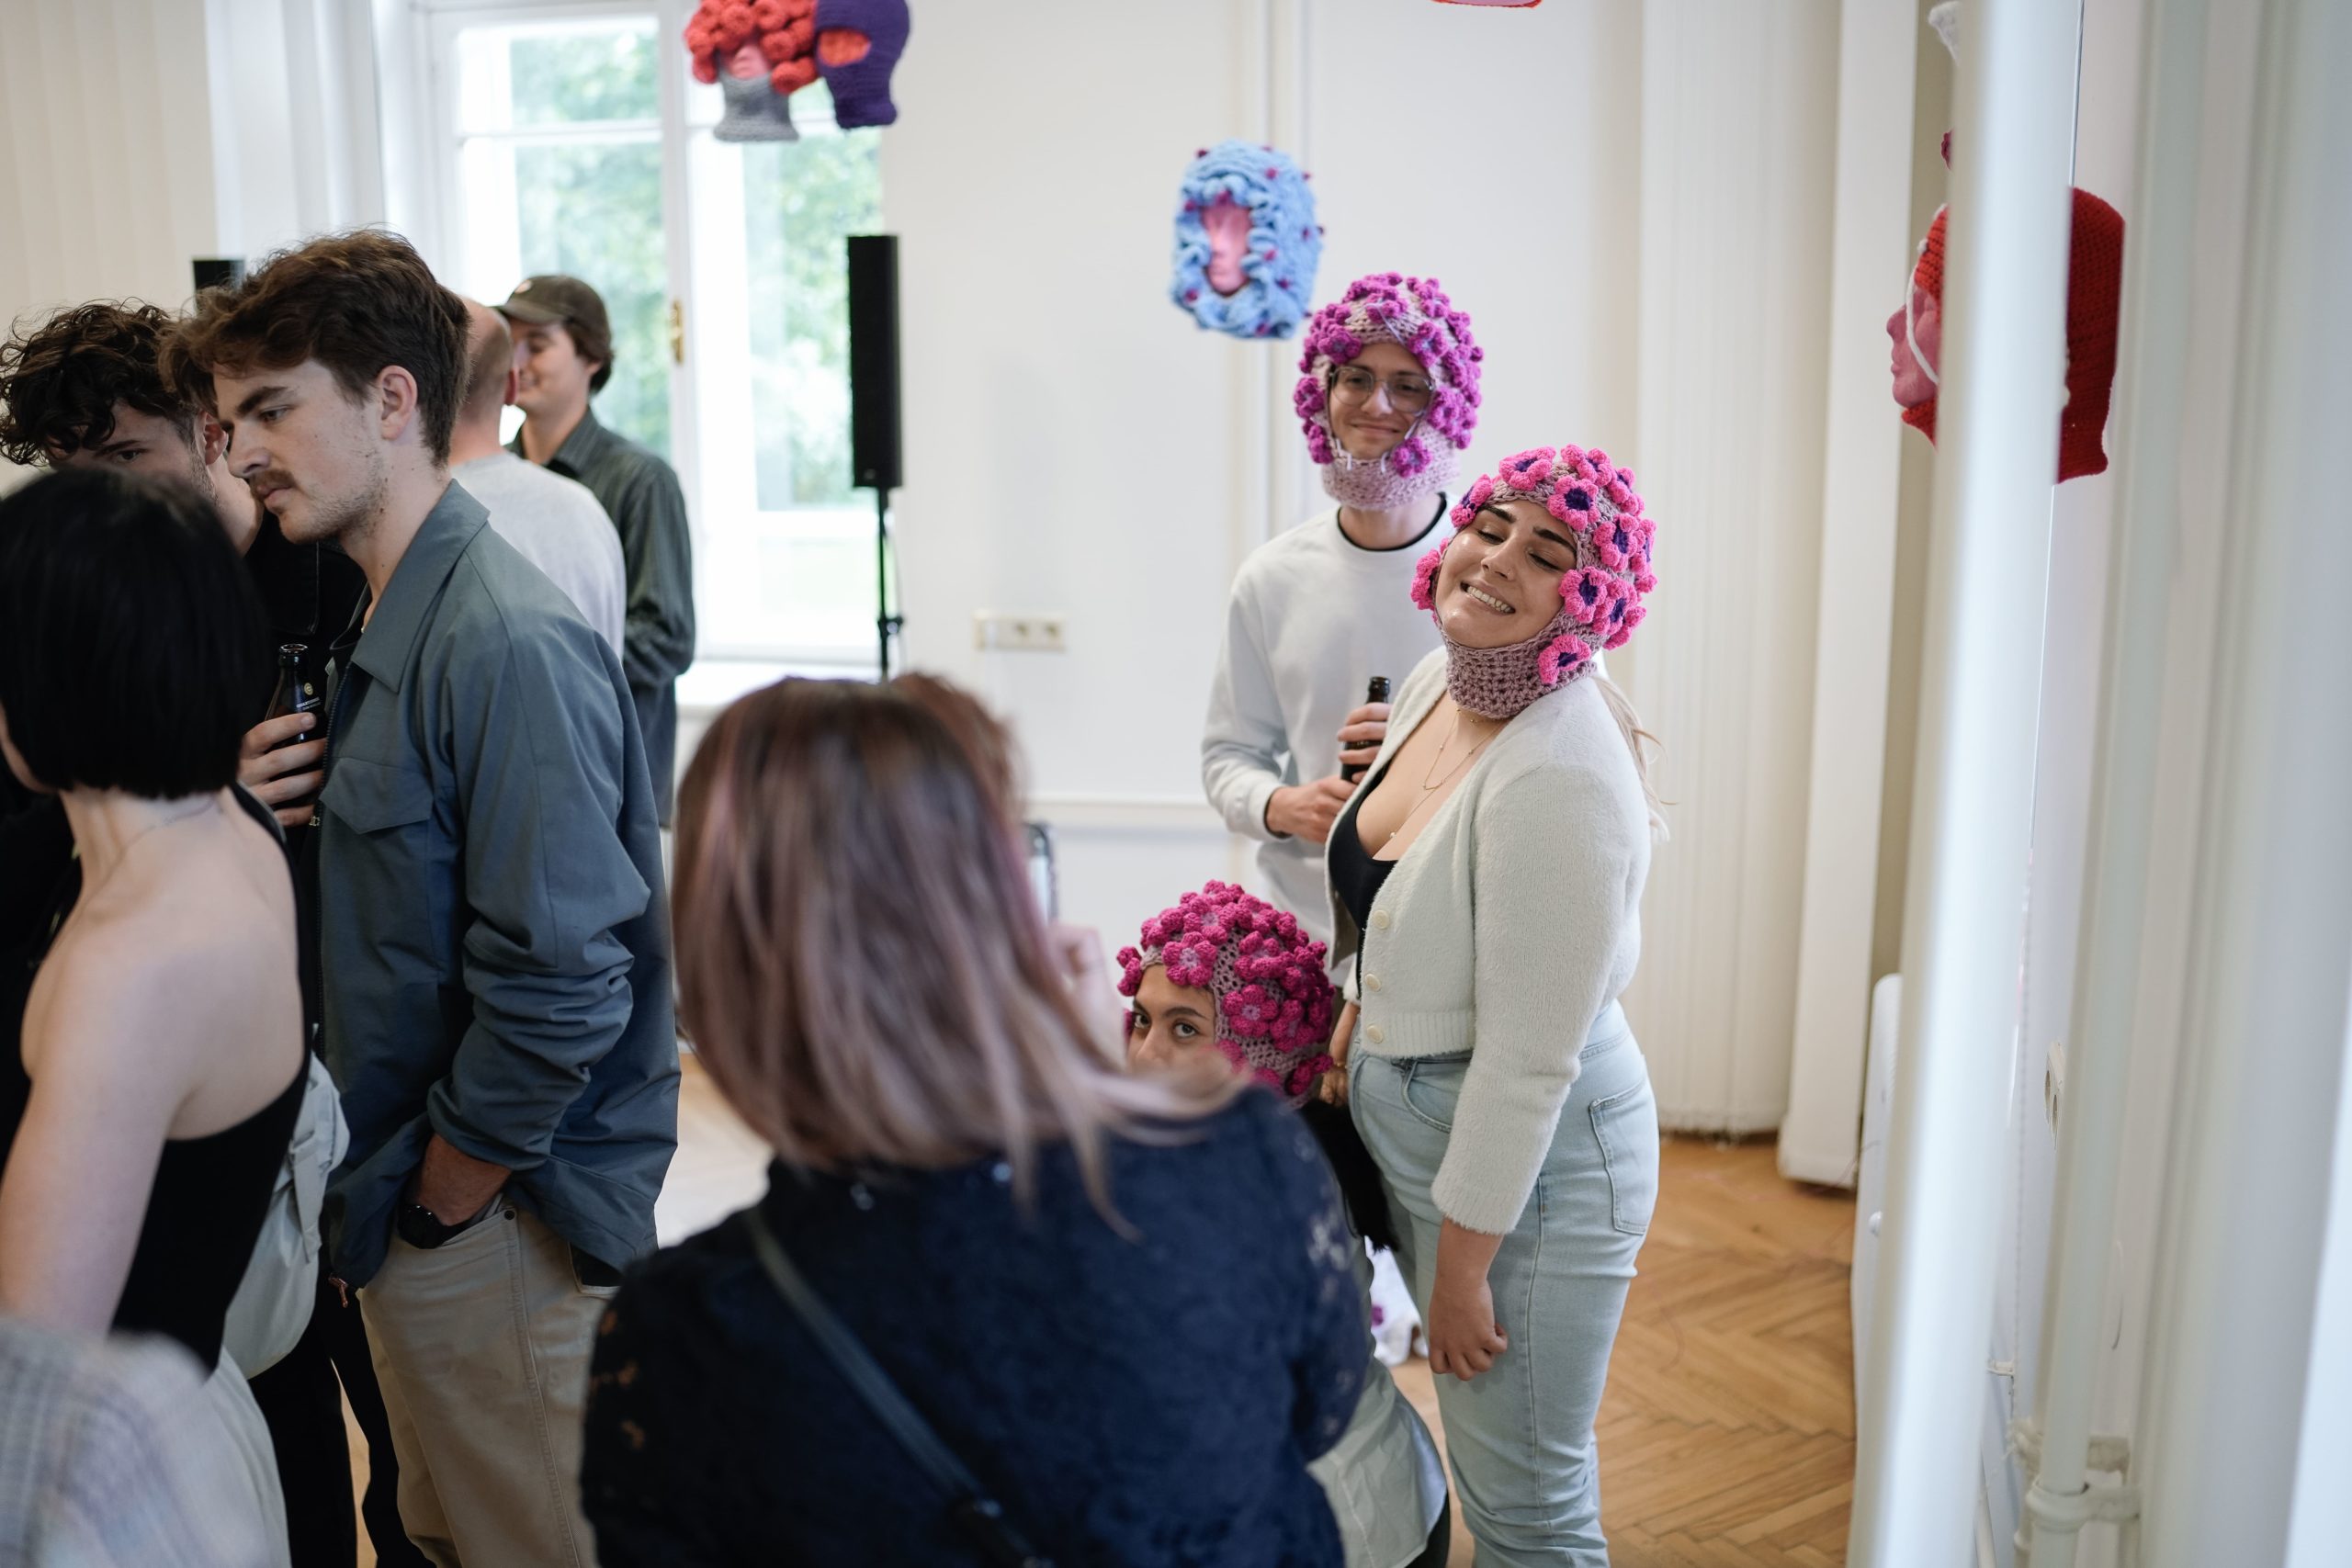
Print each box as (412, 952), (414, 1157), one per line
(502, 275), (696, 821)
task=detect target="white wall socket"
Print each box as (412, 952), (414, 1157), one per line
(974, 613), (1068, 653)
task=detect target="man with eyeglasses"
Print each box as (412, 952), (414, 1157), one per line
(1202, 273), (1486, 963)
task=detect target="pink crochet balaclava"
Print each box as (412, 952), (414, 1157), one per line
(1409, 445), (1660, 719)
(1116, 882), (1338, 1105)
(1295, 273), (1482, 510)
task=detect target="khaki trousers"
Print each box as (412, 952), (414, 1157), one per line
(359, 1203), (613, 1567)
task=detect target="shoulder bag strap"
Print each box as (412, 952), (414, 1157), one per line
(742, 1207), (1054, 1568)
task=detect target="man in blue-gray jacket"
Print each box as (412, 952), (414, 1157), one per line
(169, 230), (677, 1567)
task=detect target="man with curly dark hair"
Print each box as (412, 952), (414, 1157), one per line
(1, 299), (402, 1568)
(1, 299), (366, 829)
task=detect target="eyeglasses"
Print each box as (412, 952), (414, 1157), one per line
(1329, 365), (1435, 416)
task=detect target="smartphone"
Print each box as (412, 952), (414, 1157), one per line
(1023, 821), (1058, 922)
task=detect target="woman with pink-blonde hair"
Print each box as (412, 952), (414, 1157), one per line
(582, 675), (1368, 1567)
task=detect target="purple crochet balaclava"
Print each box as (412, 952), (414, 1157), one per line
(812, 0), (909, 129)
(1408, 445), (1661, 720)
(1295, 273), (1482, 510)
(1117, 882), (1338, 1105)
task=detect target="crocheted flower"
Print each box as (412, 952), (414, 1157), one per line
(1410, 545), (1445, 611)
(1565, 568), (1612, 626)
(1163, 942), (1214, 990)
(1389, 436), (1431, 477)
(1499, 447), (1556, 489)
(1538, 632), (1595, 685)
(1464, 475), (1497, 512)
(1605, 602), (1646, 651)
(1599, 513), (1639, 570)
(1548, 481), (1598, 531)
(1223, 985), (1279, 1040)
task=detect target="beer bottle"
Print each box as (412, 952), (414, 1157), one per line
(1340, 675), (1391, 784)
(264, 643), (322, 730)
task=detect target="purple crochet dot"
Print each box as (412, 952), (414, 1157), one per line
(1195, 147), (1208, 157)
(1264, 166), (1279, 178)
(1185, 289), (1200, 302)
(1566, 486), (1592, 511)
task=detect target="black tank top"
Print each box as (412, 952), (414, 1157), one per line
(1329, 773), (1399, 953)
(0, 788), (307, 1368)
(1314, 773), (1402, 1252)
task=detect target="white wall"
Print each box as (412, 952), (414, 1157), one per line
(0, 2), (221, 330)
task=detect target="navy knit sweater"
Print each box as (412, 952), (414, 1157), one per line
(582, 1089), (1364, 1566)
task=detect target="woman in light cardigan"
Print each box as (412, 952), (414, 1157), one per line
(1324, 445), (1664, 1567)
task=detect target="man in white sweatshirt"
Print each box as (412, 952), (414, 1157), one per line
(1202, 273), (1485, 956)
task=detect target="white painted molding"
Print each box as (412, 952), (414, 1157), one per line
(1028, 795), (1227, 833)
(1778, 0), (1923, 1188)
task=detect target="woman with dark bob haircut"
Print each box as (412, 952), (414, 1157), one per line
(582, 674), (1369, 1567)
(0, 468), (307, 1555)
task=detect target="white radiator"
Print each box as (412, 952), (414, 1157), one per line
(1851, 971), (1903, 1411)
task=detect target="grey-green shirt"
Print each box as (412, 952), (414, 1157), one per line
(512, 410), (695, 821)
(316, 481), (677, 1286)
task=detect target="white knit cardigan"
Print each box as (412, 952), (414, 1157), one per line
(1327, 648), (1651, 1235)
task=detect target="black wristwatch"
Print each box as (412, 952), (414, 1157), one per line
(396, 1201), (477, 1251)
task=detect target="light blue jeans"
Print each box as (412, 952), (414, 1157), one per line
(1351, 1004), (1659, 1566)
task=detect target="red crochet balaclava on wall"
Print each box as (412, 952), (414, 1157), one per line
(1902, 183), (2127, 483)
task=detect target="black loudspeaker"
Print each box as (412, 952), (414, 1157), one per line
(847, 234), (902, 491)
(191, 257), (245, 294)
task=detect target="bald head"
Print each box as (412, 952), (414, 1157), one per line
(457, 297), (514, 434)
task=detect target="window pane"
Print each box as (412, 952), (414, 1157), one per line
(740, 106), (883, 509)
(686, 82), (885, 656)
(509, 137), (672, 459)
(457, 18), (658, 131)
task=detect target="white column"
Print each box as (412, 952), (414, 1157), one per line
(2130, 0), (2352, 1558)
(2018, 0), (2206, 1562)
(1846, 0), (2082, 1559)
(1778, 0), (1924, 1186)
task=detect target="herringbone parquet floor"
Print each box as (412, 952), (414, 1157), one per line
(1395, 1136), (1859, 1566)
(353, 1076), (1857, 1566)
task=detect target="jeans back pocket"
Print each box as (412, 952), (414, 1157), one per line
(1589, 1081), (1660, 1235)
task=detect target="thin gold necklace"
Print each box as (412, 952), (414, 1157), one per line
(1383, 708), (1498, 850)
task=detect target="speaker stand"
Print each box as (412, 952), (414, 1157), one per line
(874, 485), (903, 679)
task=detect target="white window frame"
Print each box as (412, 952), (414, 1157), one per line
(397, 0), (878, 675)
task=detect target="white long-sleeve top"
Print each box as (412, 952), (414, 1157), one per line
(1329, 650), (1652, 1235)
(1200, 504), (1445, 954)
